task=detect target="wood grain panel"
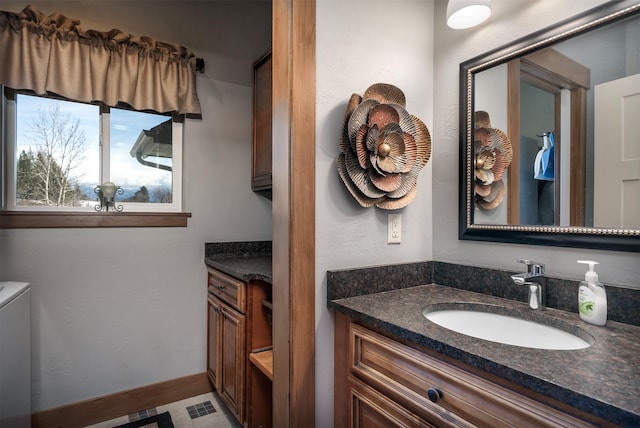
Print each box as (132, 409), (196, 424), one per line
(507, 60), (521, 225)
(272, 0), (316, 426)
(252, 50), (273, 191)
(570, 87), (587, 225)
(336, 317), (612, 428)
(207, 267), (247, 313)
(0, 211), (191, 228)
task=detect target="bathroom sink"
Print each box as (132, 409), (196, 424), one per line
(422, 303), (593, 350)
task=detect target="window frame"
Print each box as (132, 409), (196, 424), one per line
(1, 87), (190, 228)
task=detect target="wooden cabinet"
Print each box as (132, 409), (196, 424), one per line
(207, 295), (220, 390)
(252, 49), (272, 192)
(246, 288), (273, 428)
(207, 268), (247, 423)
(335, 313), (608, 428)
(208, 294), (245, 421)
(207, 266), (272, 426)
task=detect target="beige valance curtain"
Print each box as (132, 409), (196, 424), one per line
(0, 5), (201, 115)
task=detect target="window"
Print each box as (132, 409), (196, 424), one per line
(4, 91), (183, 214)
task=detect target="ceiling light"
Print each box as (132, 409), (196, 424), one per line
(447, 0), (492, 29)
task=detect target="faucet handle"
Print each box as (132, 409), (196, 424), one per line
(516, 259), (545, 275)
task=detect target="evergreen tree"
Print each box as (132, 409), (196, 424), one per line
(126, 186), (150, 202)
(16, 150), (41, 201)
(16, 148), (85, 206)
(153, 186), (172, 203)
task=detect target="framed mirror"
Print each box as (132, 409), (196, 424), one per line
(459, 0), (640, 252)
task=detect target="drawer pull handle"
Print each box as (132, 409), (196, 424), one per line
(216, 283), (225, 289)
(427, 388), (443, 403)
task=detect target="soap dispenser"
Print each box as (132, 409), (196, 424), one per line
(577, 260), (607, 326)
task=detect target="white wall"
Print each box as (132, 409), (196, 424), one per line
(432, 0), (640, 287)
(316, 0), (435, 425)
(0, 2), (272, 412)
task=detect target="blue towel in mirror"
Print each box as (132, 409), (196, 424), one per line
(534, 132), (554, 181)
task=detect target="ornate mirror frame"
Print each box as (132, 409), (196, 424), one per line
(459, 0), (640, 252)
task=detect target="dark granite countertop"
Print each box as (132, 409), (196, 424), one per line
(205, 255), (272, 284)
(329, 284), (640, 426)
(204, 241), (272, 284)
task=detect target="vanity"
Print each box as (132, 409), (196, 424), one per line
(204, 241), (273, 427)
(326, 2), (640, 426)
(328, 262), (640, 427)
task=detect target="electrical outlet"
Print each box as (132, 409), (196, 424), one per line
(388, 213), (402, 244)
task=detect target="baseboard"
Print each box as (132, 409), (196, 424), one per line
(32, 372), (212, 428)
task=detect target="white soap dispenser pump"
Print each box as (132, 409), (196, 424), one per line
(577, 260), (607, 326)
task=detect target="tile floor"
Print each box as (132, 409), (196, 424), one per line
(84, 391), (242, 428)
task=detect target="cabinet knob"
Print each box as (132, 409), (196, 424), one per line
(427, 388), (443, 403)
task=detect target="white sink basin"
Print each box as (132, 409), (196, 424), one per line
(423, 306), (592, 350)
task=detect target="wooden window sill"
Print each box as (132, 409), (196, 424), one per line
(0, 211), (192, 228)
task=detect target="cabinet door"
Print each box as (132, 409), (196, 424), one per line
(207, 294), (221, 389)
(220, 300), (246, 423)
(252, 50), (272, 191)
(350, 377), (438, 428)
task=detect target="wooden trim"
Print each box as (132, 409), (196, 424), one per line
(0, 211), (191, 228)
(507, 48), (591, 227)
(507, 59), (521, 225)
(252, 49), (273, 192)
(570, 87), (587, 226)
(554, 93), (562, 225)
(334, 313), (350, 428)
(250, 349), (274, 381)
(32, 372), (212, 428)
(521, 48), (591, 90)
(272, 0), (316, 426)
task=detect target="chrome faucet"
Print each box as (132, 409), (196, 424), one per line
(510, 260), (546, 310)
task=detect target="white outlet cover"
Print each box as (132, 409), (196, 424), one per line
(388, 213), (401, 244)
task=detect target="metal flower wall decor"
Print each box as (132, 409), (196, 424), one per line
(337, 83), (432, 209)
(473, 111), (513, 210)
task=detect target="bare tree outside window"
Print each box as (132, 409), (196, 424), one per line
(17, 104), (90, 206)
(10, 92), (181, 212)
(153, 186), (172, 203)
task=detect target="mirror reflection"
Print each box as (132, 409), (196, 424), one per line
(473, 11), (640, 230)
(460, 2), (640, 251)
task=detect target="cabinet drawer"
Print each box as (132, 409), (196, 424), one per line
(348, 376), (446, 428)
(348, 321), (595, 428)
(207, 267), (246, 313)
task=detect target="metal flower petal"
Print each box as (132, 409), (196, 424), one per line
(363, 83), (407, 107)
(473, 111), (512, 210)
(368, 104), (400, 130)
(369, 167), (402, 193)
(344, 149), (386, 198)
(337, 83), (432, 209)
(336, 153), (384, 207)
